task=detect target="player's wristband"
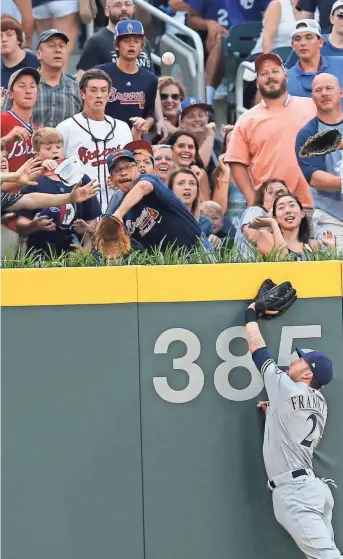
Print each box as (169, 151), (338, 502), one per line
(245, 307), (257, 324)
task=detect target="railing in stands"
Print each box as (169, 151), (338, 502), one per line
(235, 60), (256, 118)
(133, 0), (205, 98)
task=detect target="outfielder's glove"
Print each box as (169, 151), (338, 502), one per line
(254, 278), (276, 300)
(94, 215), (131, 259)
(299, 129), (343, 158)
(254, 280), (297, 319)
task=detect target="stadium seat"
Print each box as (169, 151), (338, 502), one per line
(222, 22), (262, 122)
(271, 46), (292, 61)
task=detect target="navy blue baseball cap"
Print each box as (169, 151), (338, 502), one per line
(180, 97), (212, 117)
(296, 347), (333, 389)
(37, 28), (69, 48)
(107, 149), (136, 172)
(114, 20), (144, 41)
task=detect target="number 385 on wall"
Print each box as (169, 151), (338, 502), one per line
(153, 325), (321, 403)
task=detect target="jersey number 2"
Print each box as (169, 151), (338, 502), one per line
(301, 414), (317, 448)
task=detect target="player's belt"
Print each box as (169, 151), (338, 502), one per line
(269, 468), (312, 489)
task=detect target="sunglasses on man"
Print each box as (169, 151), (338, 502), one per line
(334, 11), (343, 18)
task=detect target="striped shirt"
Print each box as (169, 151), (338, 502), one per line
(1, 191), (23, 215)
(32, 74), (83, 128)
(1, 73), (83, 126)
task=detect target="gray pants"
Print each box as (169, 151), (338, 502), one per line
(272, 477), (342, 559)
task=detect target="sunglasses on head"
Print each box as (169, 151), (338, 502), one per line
(160, 93), (180, 100)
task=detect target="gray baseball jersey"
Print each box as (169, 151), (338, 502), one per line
(253, 347), (327, 480)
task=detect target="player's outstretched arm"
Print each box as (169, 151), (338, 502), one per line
(245, 302), (267, 354)
(114, 180), (154, 221)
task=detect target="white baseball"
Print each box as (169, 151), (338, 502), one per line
(162, 52), (175, 66)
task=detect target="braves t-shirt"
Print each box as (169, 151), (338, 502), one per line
(225, 0), (270, 26)
(187, 0), (229, 28)
(94, 63), (157, 124)
(122, 174), (202, 250)
(1, 110), (38, 173)
(1, 51), (39, 109)
(18, 174), (101, 255)
(56, 112), (133, 212)
(77, 27), (152, 71)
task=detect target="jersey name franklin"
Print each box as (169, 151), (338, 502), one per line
(108, 88), (145, 108)
(290, 392), (326, 414)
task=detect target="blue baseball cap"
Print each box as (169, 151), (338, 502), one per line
(37, 28), (69, 49)
(296, 347), (333, 389)
(180, 97), (212, 117)
(114, 20), (144, 41)
(107, 149), (136, 172)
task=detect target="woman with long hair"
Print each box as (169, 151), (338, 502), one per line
(251, 193), (336, 260)
(168, 168), (216, 239)
(158, 76), (186, 137)
(167, 129), (210, 201)
(234, 178), (289, 259)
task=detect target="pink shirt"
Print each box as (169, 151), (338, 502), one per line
(226, 95), (316, 207)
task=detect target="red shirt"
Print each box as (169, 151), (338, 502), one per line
(1, 110), (38, 175)
(1, 111), (38, 232)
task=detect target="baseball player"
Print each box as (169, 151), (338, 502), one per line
(245, 299), (342, 558)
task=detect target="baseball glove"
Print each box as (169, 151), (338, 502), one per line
(255, 280), (297, 319)
(94, 215), (131, 259)
(299, 129), (343, 158)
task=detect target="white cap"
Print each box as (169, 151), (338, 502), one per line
(292, 19), (322, 39)
(56, 157), (85, 186)
(331, 0), (343, 14)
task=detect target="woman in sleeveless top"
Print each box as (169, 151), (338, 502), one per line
(251, 0), (297, 56)
(250, 194), (336, 259)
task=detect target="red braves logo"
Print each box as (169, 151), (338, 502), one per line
(108, 87), (145, 109)
(7, 140), (34, 159)
(78, 145), (121, 167)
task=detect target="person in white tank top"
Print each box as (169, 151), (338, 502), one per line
(251, 0), (298, 55)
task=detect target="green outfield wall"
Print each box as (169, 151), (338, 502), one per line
(1, 262), (343, 559)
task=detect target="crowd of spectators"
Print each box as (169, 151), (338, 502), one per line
(1, 0), (343, 262)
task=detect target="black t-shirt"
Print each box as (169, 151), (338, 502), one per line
(296, 0), (335, 32)
(76, 27), (152, 71)
(123, 174), (202, 251)
(1, 51), (40, 106)
(94, 63), (157, 123)
(18, 174), (101, 255)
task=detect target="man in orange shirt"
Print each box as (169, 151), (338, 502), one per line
(226, 53), (316, 208)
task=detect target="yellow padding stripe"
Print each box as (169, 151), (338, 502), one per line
(1, 267), (138, 306)
(137, 261), (342, 302)
(1, 261), (342, 307)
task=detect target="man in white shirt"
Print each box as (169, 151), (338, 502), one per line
(57, 69), (133, 212)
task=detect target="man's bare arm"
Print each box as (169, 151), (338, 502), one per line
(114, 181), (154, 220)
(245, 302), (267, 354)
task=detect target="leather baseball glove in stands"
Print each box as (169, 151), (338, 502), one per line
(254, 279), (297, 319)
(94, 215), (131, 259)
(299, 128), (343, 158)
